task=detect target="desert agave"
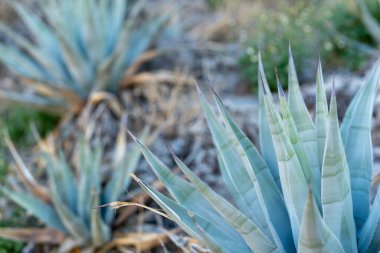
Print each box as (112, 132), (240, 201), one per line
(0, 0), (170, 113)
(0, 126), (147, 246)
(356, 0), (380, 46)
(128, 48), (380, 252)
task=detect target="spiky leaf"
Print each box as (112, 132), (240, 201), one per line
(358, 188), (380, 253)
(263, 90), (308, 246)
(258, 53), (281, 189)
(315, 59), (328, 166)
(287, 47), (321, 198)
(321, 90), (357, 253)
(214, 92), (295, 252)
(0, 186), (65, 232)
(343, 59), (380, 230)
(298, 187), (345, 253)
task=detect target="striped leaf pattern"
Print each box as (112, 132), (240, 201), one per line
(298, 186), (345, 253)
(342, 59), (380, 230)
(315, 59), (328, 167)
(287, 47), (321, 200)
(258, 53), (281, 190)
(131, 50), (380, 253)
(321, 89), (357, 253)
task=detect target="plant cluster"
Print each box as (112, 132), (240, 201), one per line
(0, 127), (147, 246)
(0, 0), (169, 114)
(0, 0), (172, 250)
(131, 49), (380, 252)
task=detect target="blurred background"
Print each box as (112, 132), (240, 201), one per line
(0, 0), (380, 252)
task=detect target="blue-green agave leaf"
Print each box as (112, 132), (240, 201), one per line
(277, 77), (321, 208)
(0, 43), (49, 81)
(198, 89), (273, 240)
(129, 134), (247, 245)
(0, 23), (64, 82)
(287, 46), (321, 198)
(321, 90), (357, 253)
(213, 91), (295, 252)
(340, 84), (363, 146)
(44, 153), (90, 241)
(103, 126), (147, 223)
(0, 90), (65, 114)
(0, 186), (65, 232)
(11, 1), (59, 52)
(263, 90), (308, 247)
(173, 155), (279, 253)
(56, 150), (78, 212)
(315, 58), (328, 167)
(358, 188), (380, 253)
(90, 191), (111, 247)
(343, 59), (380, 230)
(298, 186), (345, 253)
(258, 53), (281, 189)
(77, 139), (103, 227)
(132, 177), (237, 253)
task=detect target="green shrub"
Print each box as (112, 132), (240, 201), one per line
(0, 221), (24, 253)
(321, 0), (378, 69)
(0, 107), (59, 147)
(204, 0), (224, 10)
(240, 1), (324, 90)
(240, 0), (377, 91)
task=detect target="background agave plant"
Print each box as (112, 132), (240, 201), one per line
(128, 49), (380, 252)
(0, 0), (170, 113)
(356, 0), (380, 47)
(0, 125), (147, 247)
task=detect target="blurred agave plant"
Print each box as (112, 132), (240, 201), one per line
(127, 48), (380, 252)
(0, 0), (170, 114)
(0, 125), (147, 247)
(356, 0), (380, 46)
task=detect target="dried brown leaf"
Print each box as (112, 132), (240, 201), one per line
(0, 228), (65, 244)
(120, 71), (195, 88)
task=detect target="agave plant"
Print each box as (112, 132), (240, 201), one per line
(0, 0), (170, 113)
(356, 0), (380, 46)
(128, 48), (380, 252)
(0, 126), (147, 246)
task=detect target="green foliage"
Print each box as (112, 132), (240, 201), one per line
(240, 1), (321, 90)
(355, 0), (380, 45)
(0, 106), (59, 147)
(0, 157), (6, 183)
(0, 221), (24, 253)
(133, 50), (380, 252)
(204, 0), (224, 10)
(240, 0), (376, 91)
(322, 0), (378, 69)
(0, 127), (148, 246)
(0, 0), (170, 113)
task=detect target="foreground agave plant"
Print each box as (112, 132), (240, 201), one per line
(0, 126), (147, 246)
(0, 0), (169, 113)
(128, 49), (380, 252)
